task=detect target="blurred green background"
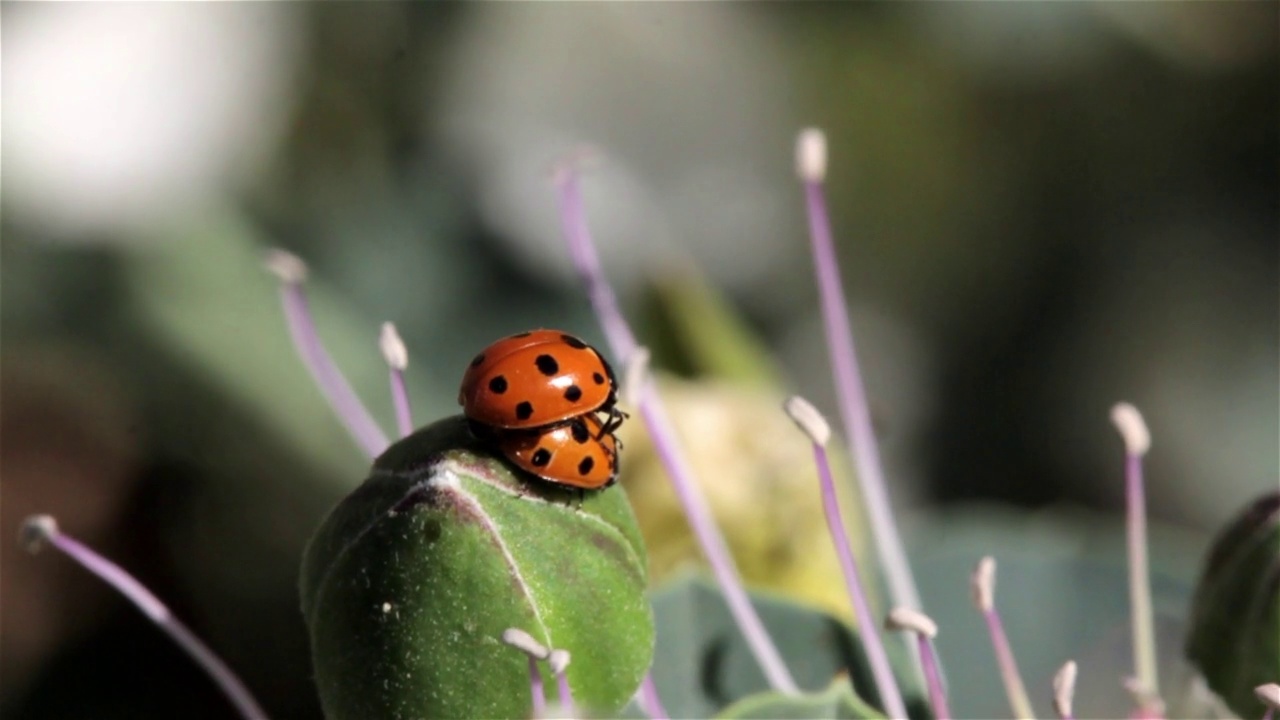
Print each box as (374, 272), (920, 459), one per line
(2, 4), (1276, 718)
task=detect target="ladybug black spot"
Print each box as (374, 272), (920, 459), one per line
(535, 354), (559, 376)
(570, 420), (590, 443)
(592, 372), (605, 385)
(469, 353), (485, 368)
(560, 334), (588, 350)
(531, 448), (552, 467)
(578, 456), (595, 475)
(515, 402), (534, 421)
(488, 376), (508, 394)
(564, 385), (582, 402)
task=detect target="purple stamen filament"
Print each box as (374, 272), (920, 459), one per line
(797, 133), (923, 622)
(389, 366), (412, 438)
(527, 656), (547, 715)
(917, 635), (951, 720)
(983, 605), (1033, 719)
(1125, 449), (1158, 701)
(270, 256), (389, 458)
(555, 163), (799, 694)
(810, 439), (906, 719)
(638, 672), (669, 720)
(24, 517), (268, 720)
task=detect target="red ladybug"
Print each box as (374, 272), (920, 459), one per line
(497, 413), (619, 490)
(459, 329), (620, 431)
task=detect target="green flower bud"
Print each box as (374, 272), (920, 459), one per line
(300, 416), (654, 719)
(1185, 490), (1279, 719)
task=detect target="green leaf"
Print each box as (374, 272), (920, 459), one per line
(300, 416), (654, 719)
(1185, 491), (1280, 718)
(639, 269), (784, 387)
(645, 574), (926, 720)
(716, 676), (886, 720)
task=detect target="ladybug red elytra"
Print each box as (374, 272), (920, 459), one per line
(459, 329), (620, 431)
(495, 413), (619, 490)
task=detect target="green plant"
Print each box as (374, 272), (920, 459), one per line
(21, 128), (1278, 720)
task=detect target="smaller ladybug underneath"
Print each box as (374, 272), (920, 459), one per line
(461, 329), (625, 491)
(459, 329), (621, 431)
(496, 414), (619, 490)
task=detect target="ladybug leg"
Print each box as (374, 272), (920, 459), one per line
(598, 407), (628, 438)
(576, 488), (585, 508)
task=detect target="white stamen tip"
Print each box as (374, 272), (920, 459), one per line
(20, 515), (58, 553)
(379, 322), (409, 370)
(971, 556), (996, 611)
(885, 606), (938, 638)
(621, 346), (651, 407)
(796, 128), (828, 183)
(1110, 402), (1151, 456)
(1256, 684), (1280, 711)
(264, 248), (308, 284)
(783, 396), (831, 446)
(501, 628), (549, 659)
(547, 649), (571, 675)
(1053, 660), (1078, 719)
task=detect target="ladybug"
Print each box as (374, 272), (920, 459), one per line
(496, 413), (619, 490)
(459, 329), (621, 432)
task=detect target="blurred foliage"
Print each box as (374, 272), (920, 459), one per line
(2, 3), (1275, 718)
(637, 575), (921, 720)
(1186, 492), (1280, 719)
(716, 677), (886, 720)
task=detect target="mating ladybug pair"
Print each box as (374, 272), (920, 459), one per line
(458, 329), (626, 491)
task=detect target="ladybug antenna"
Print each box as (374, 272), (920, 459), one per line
(379, 322), (414, 438)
